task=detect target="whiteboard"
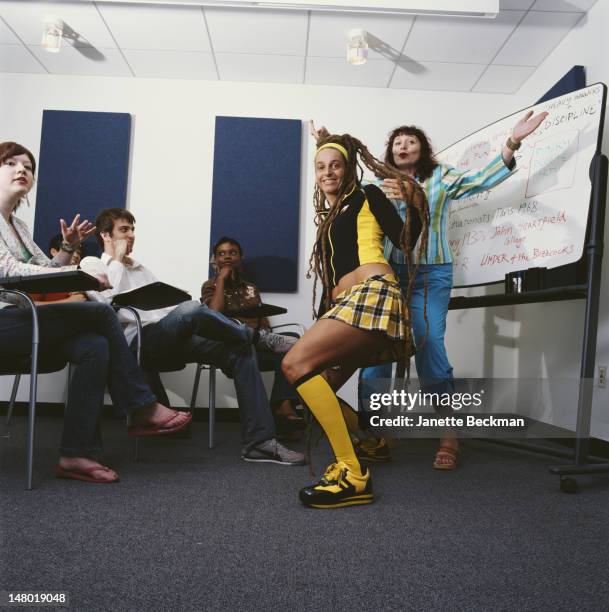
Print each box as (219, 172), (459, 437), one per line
(437, 82), (606, 287)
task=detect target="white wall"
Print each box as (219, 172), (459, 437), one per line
(508, 0), (609, 441)
(0, 71), (521, 411)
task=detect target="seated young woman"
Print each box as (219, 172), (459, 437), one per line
(0, 141), (191, 484)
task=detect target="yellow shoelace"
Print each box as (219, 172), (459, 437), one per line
(321, 462), (343, 484)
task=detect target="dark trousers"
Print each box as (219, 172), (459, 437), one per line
(256, 348), (299, 406)
(0, 302), (156, 456)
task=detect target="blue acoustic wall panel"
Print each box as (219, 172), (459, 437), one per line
(210, 116), (301, 292)
(537, 65), (585, 103)
(33, 110), (131, 258)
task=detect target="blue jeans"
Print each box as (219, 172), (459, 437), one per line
(137, 301), (276, 451)
(0, 302), (156, 456)
(358, 263), (455, 424)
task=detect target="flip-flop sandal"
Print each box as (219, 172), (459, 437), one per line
(128, 410), (193, 437)
(433, 446), (459, 470)
(55, 464), (119, 483)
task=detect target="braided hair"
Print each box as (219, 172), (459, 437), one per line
(307, 133), (430, 358)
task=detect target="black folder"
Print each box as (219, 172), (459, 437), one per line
(111, 282), (191, 311)
(227, 303), (287, 318)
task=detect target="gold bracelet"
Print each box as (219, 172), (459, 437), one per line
(506, 136), (521, 151)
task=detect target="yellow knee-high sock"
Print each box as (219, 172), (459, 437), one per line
(297, 375), (362, 476)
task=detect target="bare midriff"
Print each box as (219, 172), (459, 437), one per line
(331, 262), (395, 301)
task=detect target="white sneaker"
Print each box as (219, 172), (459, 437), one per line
(257, 329), (298, 354)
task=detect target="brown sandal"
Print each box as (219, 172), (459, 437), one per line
(433, 446), (459, 470)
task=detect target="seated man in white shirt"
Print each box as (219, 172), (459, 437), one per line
(81, 208), (304, 466)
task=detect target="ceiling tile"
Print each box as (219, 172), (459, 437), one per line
(123, 49), (217, 79)
(0, 1), (117, 49)
(0, 17), (20, 44)
(390, 61), (486, 91)
(306, 56), (394, 88)
(404, 11), (524, 64)
(531, 0), (597, 11)
(473, 64), (536, 93)
(98, 4), (211, 52)
(494, 10), (584, 65)
(205, 8), (307, 55)
(0, 44), (45, 74)
(216, 53), (304, 83)
(29, 45), (131, 77)
(500, 0), (535, 8)
(308, 12), (413, 61)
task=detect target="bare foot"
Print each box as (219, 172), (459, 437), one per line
(133, 402), (191, 428)
(58, 456), (119, 482)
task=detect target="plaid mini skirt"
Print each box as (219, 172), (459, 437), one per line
(321, 274), (413, 365)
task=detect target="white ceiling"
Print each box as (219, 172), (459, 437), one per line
(0, 0), (599, 93)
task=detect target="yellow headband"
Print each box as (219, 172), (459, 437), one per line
(316, 142), (349, 161)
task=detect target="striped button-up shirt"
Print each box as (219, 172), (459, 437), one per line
(379, 153), (516, 265)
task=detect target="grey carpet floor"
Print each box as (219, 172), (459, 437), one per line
(1, 416), (609, 612)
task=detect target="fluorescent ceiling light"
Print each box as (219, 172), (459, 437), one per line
(71, 0), (499, 18)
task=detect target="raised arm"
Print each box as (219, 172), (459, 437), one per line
(501, 109), (549, 165)
(51, 214), (97, 266)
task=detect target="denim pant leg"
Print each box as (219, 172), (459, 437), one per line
(144, 301), (252, 355)
(404, 264), (455, 415)
(183, 337), (276, 451)
(59, 333), (108, 457)
(68, 303), (156, 414)
(256, 349), (299, 405)
(143, 371), (172, 408)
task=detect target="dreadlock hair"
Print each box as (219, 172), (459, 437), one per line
(308, 133), (430, 359)
(384, 125), (438, 181)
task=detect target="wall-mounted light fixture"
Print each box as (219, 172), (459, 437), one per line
(41, 16), (64, 53)
(347, 29), (368, 66)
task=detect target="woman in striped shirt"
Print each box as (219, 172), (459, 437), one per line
(358, 111), (547, 469)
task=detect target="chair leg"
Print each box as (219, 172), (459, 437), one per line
(209, 367), (216, 449)
(190, 364), (203, 411)
(64, 363), (73, 414)
(26, 365), (39, 491)
(6, 374), (20, 426)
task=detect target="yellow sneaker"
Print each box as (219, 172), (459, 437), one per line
(299, 462), (373, 509)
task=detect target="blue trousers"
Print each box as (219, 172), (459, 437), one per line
(358, 263), (454, 424)
(137, 301), (276, 451)
(0, 302), (156, 457)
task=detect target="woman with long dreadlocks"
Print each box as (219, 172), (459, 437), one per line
(281, 133), (428, 508)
